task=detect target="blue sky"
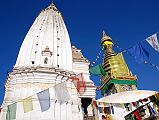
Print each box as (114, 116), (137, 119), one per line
(0, 0), (159, 105)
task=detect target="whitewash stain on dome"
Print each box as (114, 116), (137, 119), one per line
(15, 3), (72, 71)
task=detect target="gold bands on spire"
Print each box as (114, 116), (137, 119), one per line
(100, 31), (137, 80)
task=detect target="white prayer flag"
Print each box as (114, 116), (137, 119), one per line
(54, 82), (71, 103)
(146, 33), (159, 52)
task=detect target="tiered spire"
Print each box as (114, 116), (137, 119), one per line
(100, 31), (137, 94)
(101, 31), (116, 72)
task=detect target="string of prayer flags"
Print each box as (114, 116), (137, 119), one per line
(6, 103), (17, 120)
(146, 33), (159, 52)
(127, 43), (149, 64)
(115, 44), (159, 71)
(90, 48), (104, 66)
(37, 89), (50, 112)
(98, 106), (112, 114)
(22, 96), (33, 113)
(70, 73), (86, 94)
(89, 64), (106, 76)
(54, 82), (71, 103)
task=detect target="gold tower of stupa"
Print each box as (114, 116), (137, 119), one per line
(99, 31), (137, 95)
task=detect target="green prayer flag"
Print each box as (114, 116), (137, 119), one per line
(6, 102), (17, 120)
(89, 64), (106, 76)
(129, 114), (134, 120)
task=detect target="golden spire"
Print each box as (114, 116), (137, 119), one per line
(100, 31), (137, 81)
(101, 31), (113, 49)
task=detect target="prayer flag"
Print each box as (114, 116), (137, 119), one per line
(128, 114), (134, 120)
(133, 111), (142, 120)
(146, 33), (159, 52)
(149, 95), (156, 102)
(132, 102), (136, 107)
(111, 106), (114, 114)
(92, 100), (98, 109)
(155, 92), (159, 100)
(124, 103), (130, 111)
(147, 104), (155, 115)
(150, 95), (159, 107)
(22, 96), (33, 113)
(103, 107), (107, 113)
(54, 82), (71, 103)
(107, 107), (111, 114)
(98, 107), (102, 113)
(89, 64), (106, 76)
(37, 89), (50, 112)
(70, 73), (86, 94)
(127, 43), (149, 63)
(6, 103), (17, 120)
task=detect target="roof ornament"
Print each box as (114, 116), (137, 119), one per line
(102, 30), (107, 38)
(47, 2), (58, 11)
(46, 1), (63, 18)
(101, 30), (113, 48)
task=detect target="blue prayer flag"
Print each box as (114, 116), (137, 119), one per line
(127, 43), (149, 64)
(148, 104), (155, 115)
(37, 89), (50, 112)
(98, 107), (102, 113)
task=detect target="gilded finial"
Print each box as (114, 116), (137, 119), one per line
(101, 31), (113, 48)
(47, 2), (58, 11)
(102, 31), (107, 38)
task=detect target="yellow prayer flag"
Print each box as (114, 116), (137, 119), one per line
(22, 96), (33, 113)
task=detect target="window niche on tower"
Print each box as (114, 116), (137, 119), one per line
(44, 57), (48, 64)
(41, 46), (52, 66)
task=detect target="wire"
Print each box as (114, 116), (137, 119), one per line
(90, 47), (104, 67)
(114, 44), (159, 71)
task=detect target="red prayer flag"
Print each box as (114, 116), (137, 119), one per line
(132, 102), (136, 107)
(133, 111), (142, 120)
(69, 73), (86, 94)
(92, 100), (98, 109)
(104, 107), (107, 113)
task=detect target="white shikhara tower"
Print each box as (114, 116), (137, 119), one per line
(1, 3), (96, 120)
